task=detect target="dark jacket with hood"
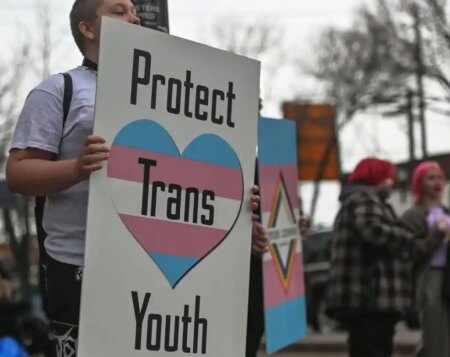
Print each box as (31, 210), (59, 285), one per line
(326, 184), (443, 321)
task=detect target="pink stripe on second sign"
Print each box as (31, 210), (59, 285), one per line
(108, 145), (243, 201)
(119, 214), (228, 259)
(263, 253), (305, 309)
(259, 164), (299, 213)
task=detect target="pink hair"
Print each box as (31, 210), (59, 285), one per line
(412, 161), (445, 203)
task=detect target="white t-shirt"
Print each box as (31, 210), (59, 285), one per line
(11, 66), (97, 266)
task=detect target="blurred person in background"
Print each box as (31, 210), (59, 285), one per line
(326, 158), (448, 357)
(401, 162), (450, 357)
(0, 261), (13, 302)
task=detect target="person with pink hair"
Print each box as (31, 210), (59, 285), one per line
(326, 158), (447, 357)
(402, 161), (450, 357)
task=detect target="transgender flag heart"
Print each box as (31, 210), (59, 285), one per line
(107, 119), (243, 288)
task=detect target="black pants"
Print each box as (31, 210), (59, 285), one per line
(246, 255), (265, 357)
(46, 255), (82, 357)
(346, 313), (398, 357)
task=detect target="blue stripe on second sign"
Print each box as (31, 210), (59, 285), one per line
(258, 117), (297, 165)
(265, 295), (307, 354)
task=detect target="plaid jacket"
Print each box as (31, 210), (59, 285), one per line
(326, 185), (416, 319)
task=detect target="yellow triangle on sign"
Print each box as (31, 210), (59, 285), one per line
(267, 173), (298, 292)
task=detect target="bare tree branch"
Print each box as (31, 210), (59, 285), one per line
(201, 16), (285, 102)
(0, 43), (31, 168)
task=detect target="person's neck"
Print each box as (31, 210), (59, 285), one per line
(420, 197), (442, 208)
(83, 46), (99, 64)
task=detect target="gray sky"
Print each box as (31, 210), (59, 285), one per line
(1, 0), (363, 118)
(2, 0), (450, 224)
(1, 0), (363, 72)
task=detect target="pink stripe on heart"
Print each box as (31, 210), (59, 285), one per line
(119, 214), (228, 259)
(263, 253), (305, 309)
(108, 145), (243, 200)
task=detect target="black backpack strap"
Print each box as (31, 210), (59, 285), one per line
(35, 196), (47, 253)
(36, 72), (73, 247)
(62, 72), (73, 126)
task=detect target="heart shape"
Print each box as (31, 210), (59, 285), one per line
(107, 119), (243, 288)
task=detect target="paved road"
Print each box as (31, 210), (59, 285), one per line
(258, 352), (413, 357)
(256, 330), (421, 357)
(258, 353), (346, 357)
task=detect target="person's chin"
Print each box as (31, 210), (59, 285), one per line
(378, 189), (390, 200)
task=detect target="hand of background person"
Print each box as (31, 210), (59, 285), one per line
(298, 216), (309, 237)
(251, 221), (270, 256)
(0, 278), (13, 301)
(298, 215), (309, 246)
(436, 218), (450, 244)
(421, 218), (450, 254)
(251, 185), (260, 221)
(436, 217), (450, 235)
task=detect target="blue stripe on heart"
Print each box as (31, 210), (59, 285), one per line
(149, 252), (199, 288)
(183, 134), (241, 169)
(112, 119), (240, 169)
(112, 119), (179, 156)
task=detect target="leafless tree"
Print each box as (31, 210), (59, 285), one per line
(0, 44), (30, 168)
(419, 0), (450, 92)
(202, 16), (285, 103)
(34, 1), (53, 79)
(309, 5), (416, 126)
(302, 0), (450, 222)
(311, 0), (450, 119)
(0, 1), (55, 170)
(1, 0), (59, 297)
(0, 41), (31, 294)
(205, 16), (281, 58)
(303, 0), (422, 222)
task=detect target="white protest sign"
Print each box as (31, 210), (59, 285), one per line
(78, 17), (260, 356)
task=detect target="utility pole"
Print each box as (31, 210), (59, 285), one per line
(406, 90), (416, 177)
(411, 3), (428, 159)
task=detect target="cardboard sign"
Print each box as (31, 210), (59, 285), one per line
(282, 103), (340, 181)
(258, 117), (307, 354)
(133, 0), (170, 33)
(78, 18), (260, 356)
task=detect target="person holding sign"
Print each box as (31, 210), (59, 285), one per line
(6, 2), (140, 355)
(6, 1), (259, 356)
